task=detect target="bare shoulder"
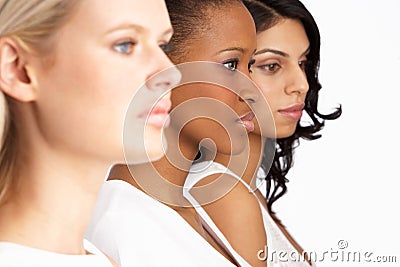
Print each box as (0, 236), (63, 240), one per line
(195, 172), (267, 267)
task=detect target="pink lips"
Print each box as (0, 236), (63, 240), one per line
(278, 103), (305, 121)
(238, 112), (255, 132)
(141, 99), (172, 128)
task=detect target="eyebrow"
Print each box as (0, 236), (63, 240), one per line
(105, 23), (173, 38)
(254, 48), (288, 57)
(255, 46), (311, 58)
(215, 47), (257, 58)
(217, 47), (245, 54)
(105, 23), (144, 34)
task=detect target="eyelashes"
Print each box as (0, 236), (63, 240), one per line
(159, 41), (173, 53)
(248, 59), (255, 73)
(113, 40), (137, 54)
(222, 59), (239, 71)
(258, 62), (281, 73)
(113, 39), (173, 55)
(254, 59), (312, 74)
(299, 59), (312, 71)
(222, 58), (256, 73)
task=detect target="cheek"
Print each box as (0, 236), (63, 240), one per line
(38, 53), (145, 158)
(255, 80), (282, 110)
(52, 41), (147, 108)
(170, 84), (198, 109)
(275, 124), (297, 139)
(201, 87), (240, 114)
(65, 66), (133, 125)
(180, 119), (245, 155)
(219, 93), (239, 108)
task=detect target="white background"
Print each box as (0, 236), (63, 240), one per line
(274, 1), (400, 266)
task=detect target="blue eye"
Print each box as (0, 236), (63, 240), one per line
(113, 41), (136, 54)
(160, 42), (173, 53)
(223, 60), (239, 71)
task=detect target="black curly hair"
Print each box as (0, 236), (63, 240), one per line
(243, 0), (342, 215)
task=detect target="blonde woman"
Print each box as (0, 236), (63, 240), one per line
(0, 0), (180, 266)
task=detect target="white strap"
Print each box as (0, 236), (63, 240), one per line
(183, 162), (252, 267)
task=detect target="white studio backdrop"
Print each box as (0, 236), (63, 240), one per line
(274, 1), (400, 266)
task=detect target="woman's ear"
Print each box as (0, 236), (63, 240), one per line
(0, 38), (38, 102)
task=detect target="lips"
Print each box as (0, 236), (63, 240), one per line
(140, 99), (172, 128)
(238, 112), (255, 132)
(278, 103), (305, 121)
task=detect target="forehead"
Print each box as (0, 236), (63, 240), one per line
(186, 3), (256, 59)
(206, 3), (255, 32)
(256, 19), (309, 54)
(68, 0), (171, 35)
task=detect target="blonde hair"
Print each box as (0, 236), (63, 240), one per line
(0, 0), (79, 205)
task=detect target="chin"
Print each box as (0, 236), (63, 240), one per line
(216, 142), (246, 157)
(124, 145), (164, 165)
(144, 146), (166, 162)
(143, 130), (167, 162)
(276, 126), (297, 139)
(123, 132), (166, 165)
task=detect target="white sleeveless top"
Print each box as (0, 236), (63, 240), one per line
(86, 180), (236, 266)
(183, 161), (315, 267)
(0, 239), (113, 267)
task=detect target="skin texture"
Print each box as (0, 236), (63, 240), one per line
(0, 0), (178, 258)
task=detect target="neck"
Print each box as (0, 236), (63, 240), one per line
(109, 125), (199, 208)
(214, 133), (264, 188)
(0, 141), (108, 254)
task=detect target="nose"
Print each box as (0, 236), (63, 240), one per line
(238, 88), (259, 105)
(146, 65), (181, 93)
(284, 66), (309, 96)
(146, 49), (181, 93)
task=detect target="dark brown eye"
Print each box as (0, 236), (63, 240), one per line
(262, 63), (280, 73)
(223, 60), (239, 71)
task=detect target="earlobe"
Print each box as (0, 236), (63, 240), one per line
(0, 38), (37, 102)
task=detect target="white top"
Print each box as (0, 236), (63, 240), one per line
(85, 180), (236, 267)
(184, 161), (316, 267)
(0, 239), (113, 267)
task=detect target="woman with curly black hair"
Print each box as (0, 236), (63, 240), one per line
(246, 0), (342, 217)
(252, 0), (339, 263)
